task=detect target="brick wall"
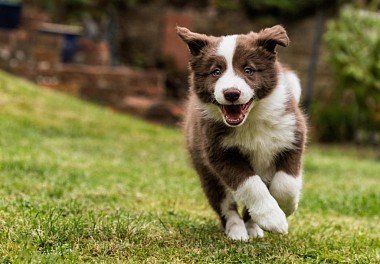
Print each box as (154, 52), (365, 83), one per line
(0, 26), (170, 122)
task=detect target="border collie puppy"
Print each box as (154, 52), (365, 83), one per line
(177, 25), (307, 241)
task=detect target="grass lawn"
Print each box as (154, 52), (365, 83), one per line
(0, 71), (379, 263)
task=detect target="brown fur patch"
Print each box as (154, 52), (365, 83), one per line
(233, 34), (280, 99)
(256, 25), (290, 52)
(275, 96), (307, 177)
(190, 51), (225, 104)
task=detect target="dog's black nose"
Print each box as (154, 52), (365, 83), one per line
(223, 88), (241, 102)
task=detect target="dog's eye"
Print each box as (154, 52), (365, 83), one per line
(211, 68), (222, 77)
(244, 67), (254, 75)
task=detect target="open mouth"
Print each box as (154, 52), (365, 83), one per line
(219, 99), (254, 126)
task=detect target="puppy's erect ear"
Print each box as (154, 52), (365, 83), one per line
(176, 26), (210, 56)
(256, 25), (289, 53)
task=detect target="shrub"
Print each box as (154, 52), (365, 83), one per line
(315, 6), (380, 143)
(240, 0), (336, 18)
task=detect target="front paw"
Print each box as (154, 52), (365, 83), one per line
(250, 199), (288, 234)
(225, 218), (249, 241)
(245, 220), (264, 238)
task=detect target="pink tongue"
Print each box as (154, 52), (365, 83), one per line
(222, 105), (244, 125)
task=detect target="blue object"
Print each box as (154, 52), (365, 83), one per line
(0, 3), (22, 29)
(61, 34), (79, 63)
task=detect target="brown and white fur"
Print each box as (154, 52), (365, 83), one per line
(177, 25), (307, 241)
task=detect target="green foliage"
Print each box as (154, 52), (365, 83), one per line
(241, 0), (335, 17)
(0, 0), (21, 5)
(316, 7), (380, 142)
(215, 0), (241, 11)
(205, 0), (341, 17)
(0, 71), (380, 262)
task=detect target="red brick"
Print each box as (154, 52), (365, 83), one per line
(161, 10), (193, 71)
(56, 64), (165, 105)
(75, 39), (110, 65)
(119, 96), (158, 116)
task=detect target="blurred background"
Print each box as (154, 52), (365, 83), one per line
(0, 0), (379, 146)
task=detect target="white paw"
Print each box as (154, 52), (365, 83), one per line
(250, 198), (288, 234)
(225, 219), (249, 241)
(233, 176), (288, 235)
(245, 220), (264, 238)
(269, 171), (302, 217)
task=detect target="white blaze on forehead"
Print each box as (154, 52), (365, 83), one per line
(214, 35), (254, 105)
(217, 35), (237, 69)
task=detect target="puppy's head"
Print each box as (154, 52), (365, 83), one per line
(177, 26), (289, 127)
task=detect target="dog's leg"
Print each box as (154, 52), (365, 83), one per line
(233, 176), (288, 234)
(242, 207), (264, 238)
(272, 147), (304, 216)
(205, 147), (288, 234)
(269, 171), (302, 216)
(194, 162), (248, 241)
(220, 192), (249, 241)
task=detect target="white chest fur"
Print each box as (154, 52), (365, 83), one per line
(222, 78), (297, 184)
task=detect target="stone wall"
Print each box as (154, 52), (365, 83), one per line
(0, 28), (167, 115)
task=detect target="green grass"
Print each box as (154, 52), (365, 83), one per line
(0, 71), (379, 263)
